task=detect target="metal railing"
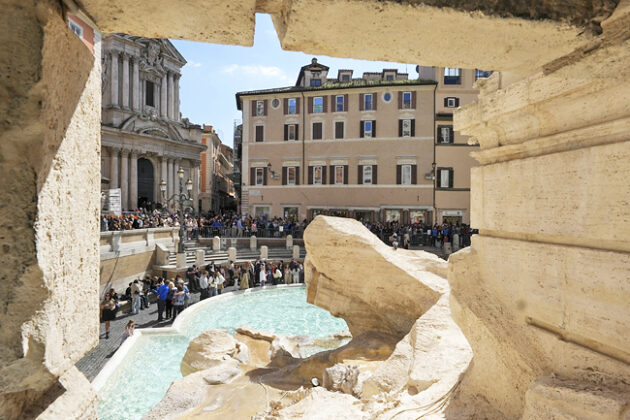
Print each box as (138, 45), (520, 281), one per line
(184, 226), (304, 240)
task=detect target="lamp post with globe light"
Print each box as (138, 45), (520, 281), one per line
(160, 167), (193, 254)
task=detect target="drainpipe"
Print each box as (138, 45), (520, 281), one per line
(432, 83), (437, 225)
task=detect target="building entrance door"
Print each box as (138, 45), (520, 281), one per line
(137, 158), (155, 210)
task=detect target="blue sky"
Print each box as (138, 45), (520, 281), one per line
(171, 14), (415, 147)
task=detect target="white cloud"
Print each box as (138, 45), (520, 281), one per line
(222, 64), (291, 83)
(186, 60), (202, 68)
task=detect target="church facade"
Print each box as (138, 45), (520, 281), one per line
(100, 34), (205, 213)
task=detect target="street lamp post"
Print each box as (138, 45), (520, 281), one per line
(160, 167), (194, 256)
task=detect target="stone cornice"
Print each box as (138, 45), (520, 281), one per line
(456, 37), (630, 163)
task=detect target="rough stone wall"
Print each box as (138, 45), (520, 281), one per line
(100, 250), (155, 294)
(0, 1), (100, 418)
(449, 4), (630, 417)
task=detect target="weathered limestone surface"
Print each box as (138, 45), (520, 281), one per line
(0, 1), (100, 418)
(304, 216), (446, 339)
(448, 6), (630, 418)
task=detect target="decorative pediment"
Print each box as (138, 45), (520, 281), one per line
(139, 127), (170, 138)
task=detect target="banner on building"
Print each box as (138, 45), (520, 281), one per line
(102, 188), (122, 215)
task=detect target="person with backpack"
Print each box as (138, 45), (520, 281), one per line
(156, 278), (169, 322)
(172, 283), (187, 320)
(165, 281), (175, 319)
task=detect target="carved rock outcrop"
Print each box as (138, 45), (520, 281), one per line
(303, 216), (447, 339)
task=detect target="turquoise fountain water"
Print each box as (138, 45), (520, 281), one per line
(97, 287), (348, 420)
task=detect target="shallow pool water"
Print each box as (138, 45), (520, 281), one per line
(97, 287), (348, 420)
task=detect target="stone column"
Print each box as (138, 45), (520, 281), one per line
(168, 72), (175, 119)
(160, 73), (168, 118)
(195, 249), (205, 266)
(109, 147), (119, 189)
(212, 236), (221, 251)
(192, 161), (200, 212)
(129, 151), (138, 210)
(260, 245), (268, 260)
(174, 159), (181, 197)
(120, 149), (129, 211)
(110, 51), (119, 107)
(292, 245), (300, 260)
(228, 247), (237, 263)
(167, 158), (174, 201)
(174, 75), (180, 120)
(160, 156), (168, 203)
(250, 235), (257, 251)
(132, 57), (140, 111)
(121, 53), (129, 109)
(286, 234), (293, 250)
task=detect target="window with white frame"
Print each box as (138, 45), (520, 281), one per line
(335, 166), (345, 184)
(438, 168), (453, 188)
(363, 165), (373, 184)
(287, 124), (297, 141)
(256, 100), (265, 116)
(313, 166), (323, 185)
(255, 168), (264, 185)
(401, 164), (412, 185)
(402, 119), (411, 137)
(444, 67), (461, 84)
(364, 93), (373, 110)
(287, 167), (296, 185)
(68, 18), (83, 38)
(336, 95), (344, 112)
(445, 97), (459, 108)
(402, 91), (412, 109)
(364, 120), (373, 138)
(438, 125), (453, 143)
(313, 97), (323, 113)
(288, 98), (297, 114)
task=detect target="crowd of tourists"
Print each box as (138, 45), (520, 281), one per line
(364, 220), (476, 250)
(99, 259), (305, 339)
(100, 209), (308, 238)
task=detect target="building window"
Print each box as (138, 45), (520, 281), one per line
(254, 206), (270, 217)
(145, 80), (154, 107)
(386, 74), (394, 81)
(312, 122), (323, 140)
(444, 67), (461, 84)
(438, 168), (454, 188)
(256, 100), (265, 116)
(475, 69), (493, 80)
(255, 125), (264, 142)
(255, 168), (264, 186)
(363, 166), (373, 184)
(288, 98), (297, 114)
(68, 18), (83, 38)
(341, 74), (351, 82)
(287, 167), (297, 185)
(401, 164), (412, 185)
(313, 96), (324, 113)
(402, 91), (412, 109)
(438, 125), (454, 143)
(284, 124), (298, 141)
(402, 119), (412, 137)
(364, 93), (373, 110)
(284, 207), (298, 220)
(445, 97), (460, 108)
(313, 165), (323, 185)
(361, 120), (374, 138)
(311, 79), (321, 87)
(271, 98), (280, 109)
(335, 121), (344, 139)
(334, 166), (345, 184)
(336, 95), (344, 112)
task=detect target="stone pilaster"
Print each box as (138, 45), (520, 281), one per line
(121, 52), (129, 109)
(167, 71), (174, 119)
(192, 161), (200, 212)
(174, 159), (180, 197)
(119, 149), (129, 211)
(167, 158), (174, 202)
(129, 151), (138, 210)
(109, 147), (119, 189)
(110, 50), (119, 107)
(449, 31), (630, 418)
(132, 57), (140, 111)
(160, 74), (167, 118)
(174, 75), (180, 120)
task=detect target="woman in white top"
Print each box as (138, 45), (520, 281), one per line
(259, 267), (267, 287)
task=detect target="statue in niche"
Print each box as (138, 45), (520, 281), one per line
(101, 54), (110, 94)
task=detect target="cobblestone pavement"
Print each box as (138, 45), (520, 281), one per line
(76, 290), (203, 381)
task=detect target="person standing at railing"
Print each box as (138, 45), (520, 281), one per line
(236, 218), (243, 237)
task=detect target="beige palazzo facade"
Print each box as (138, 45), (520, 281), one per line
(237, 59), (486, 224)
(100, 34), (205, 212)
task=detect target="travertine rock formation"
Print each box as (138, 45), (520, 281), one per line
(303, 216), (447, 339)
(180, 329), (247, 376)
